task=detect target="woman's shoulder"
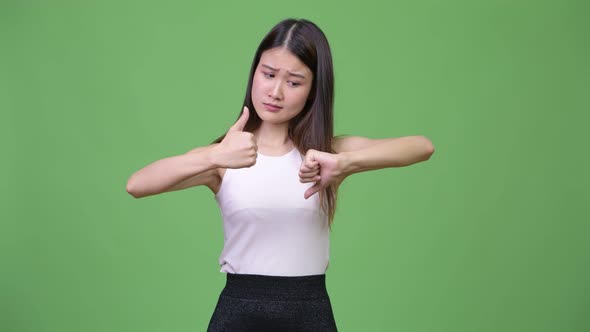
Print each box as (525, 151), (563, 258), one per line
(218, 168), (226, 179)
(208, 168), (226, 196)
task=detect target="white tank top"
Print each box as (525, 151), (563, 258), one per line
(214, 147), (330, 276)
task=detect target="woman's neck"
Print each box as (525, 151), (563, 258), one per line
(254, 122), (293, 152)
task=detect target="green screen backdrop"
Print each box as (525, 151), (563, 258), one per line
(1, 0), (588, 331)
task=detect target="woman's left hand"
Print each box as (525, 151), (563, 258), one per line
(299, 149), (347, 199)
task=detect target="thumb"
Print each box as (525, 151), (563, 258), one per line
(228, 106), (250, 132)
(304, 182), (322, 200)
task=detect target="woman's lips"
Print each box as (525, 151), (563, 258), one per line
(263, 103), (283, 112)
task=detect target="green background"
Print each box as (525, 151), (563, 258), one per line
(2, 0), (588, 331)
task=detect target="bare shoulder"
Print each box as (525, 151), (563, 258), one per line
(206, 168), (223, 195)
(218, 168), (226, 179)
(332, 135), (390, 153)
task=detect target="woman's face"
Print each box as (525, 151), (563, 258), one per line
(251, 47), (313, 124)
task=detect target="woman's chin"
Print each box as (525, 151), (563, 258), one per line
(255, 109), (280, 119)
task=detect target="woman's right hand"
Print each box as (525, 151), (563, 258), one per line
(211, 106), (258, 169)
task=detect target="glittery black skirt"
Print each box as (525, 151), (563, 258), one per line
(207, 273), (338, 331)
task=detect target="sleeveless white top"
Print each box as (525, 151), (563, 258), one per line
(214, 147), (330, 276)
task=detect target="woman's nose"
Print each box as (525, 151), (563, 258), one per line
(269, 81), (283, 100)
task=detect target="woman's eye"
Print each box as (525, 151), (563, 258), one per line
(262, 72), (299, 87)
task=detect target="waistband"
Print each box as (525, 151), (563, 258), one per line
(221, 273), (329, 301)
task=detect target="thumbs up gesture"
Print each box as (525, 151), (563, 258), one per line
(299, 149), (346, 199)
(212, 106), (258, 169)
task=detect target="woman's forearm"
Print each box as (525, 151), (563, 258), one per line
(340, 136), (434, 176)
(126, 144), (218, 198)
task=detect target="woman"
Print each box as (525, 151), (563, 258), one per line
(126, 18), (434, 332)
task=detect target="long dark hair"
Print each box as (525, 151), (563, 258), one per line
(212, 18), (338, 228)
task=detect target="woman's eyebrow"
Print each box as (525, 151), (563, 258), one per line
(261, 64), (306, 79)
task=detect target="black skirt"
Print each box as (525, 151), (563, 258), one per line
(207, 273), (338, 331)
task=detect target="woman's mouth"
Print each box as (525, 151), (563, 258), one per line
(263, 103), (283, 112)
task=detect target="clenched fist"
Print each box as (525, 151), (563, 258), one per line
(211, 106), (258, 169)
(299, 149), (347, 199)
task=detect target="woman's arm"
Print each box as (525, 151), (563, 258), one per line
(126, 144), (220, 199)
(127, 108), (258, 198)
(332, 135), (391, 152)
(335, 135), (435, 176)
(301, 136), (434, 199)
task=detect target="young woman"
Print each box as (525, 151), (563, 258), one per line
(127, 18), (434, 332)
